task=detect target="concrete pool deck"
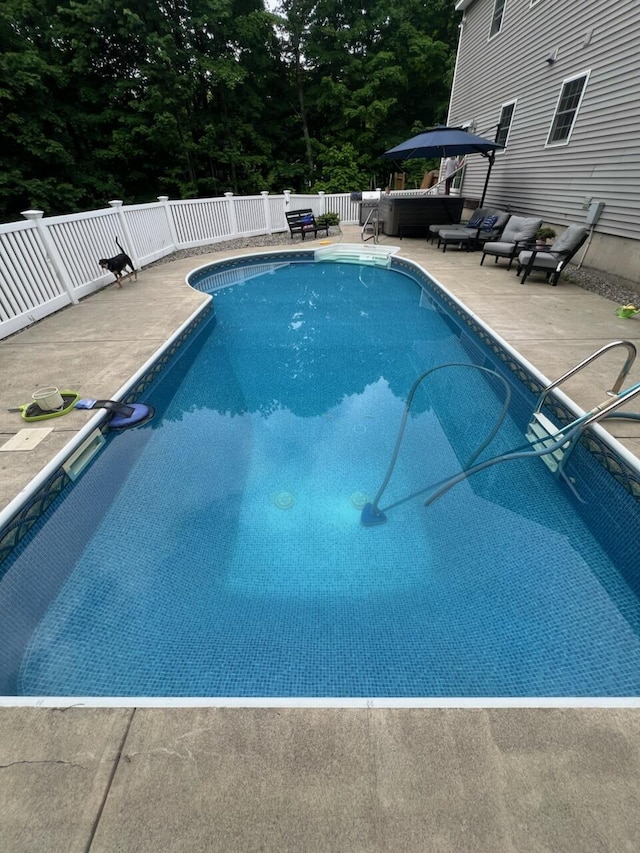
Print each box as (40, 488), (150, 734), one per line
(1, 226), (640, 851)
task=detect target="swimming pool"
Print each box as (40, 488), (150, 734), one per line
(2, 251), (640, 700)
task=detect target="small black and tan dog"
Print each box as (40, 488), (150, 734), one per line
(99, 238), (137, 288)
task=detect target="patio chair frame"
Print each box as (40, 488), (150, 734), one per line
(516, 227), (590, 285)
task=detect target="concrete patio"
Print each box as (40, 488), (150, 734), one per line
(1, 226), (640, 851)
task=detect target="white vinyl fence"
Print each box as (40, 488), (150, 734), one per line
(0, 191), (360, 340)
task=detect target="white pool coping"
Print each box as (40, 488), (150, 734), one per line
(2, 249), (640, 707)
(2, 696), (640, 708)
(0, 299), (212, 533)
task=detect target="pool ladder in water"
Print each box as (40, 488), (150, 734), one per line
(526, 340), (640, 475)
(362, 344), (640, 525)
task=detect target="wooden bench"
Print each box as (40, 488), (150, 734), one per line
(285, 209), (330, 241)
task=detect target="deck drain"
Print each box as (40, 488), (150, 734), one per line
(350, 491), (370, 509)
(353, 424), (367, 435)
(274, 491), (295, 510)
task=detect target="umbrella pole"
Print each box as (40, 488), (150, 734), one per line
(479, 151), (495, 207)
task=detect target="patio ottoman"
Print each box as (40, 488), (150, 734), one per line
(437, 228), (476, 252)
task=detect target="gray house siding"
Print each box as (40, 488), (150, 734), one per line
(449, 0), (640, 275)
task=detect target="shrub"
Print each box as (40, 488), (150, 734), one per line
(316, 212), (340, 227)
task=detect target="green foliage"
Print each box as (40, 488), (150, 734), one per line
(0, 0), (460, 221)
(310, 143), (370, 193)
(535, 226), (557, 241)
(316, 211), (340, 226)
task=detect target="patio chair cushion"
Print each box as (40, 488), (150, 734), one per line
(462, 208), (490, 224)
(428, 207), (490, 237)
(500, 215), (542, 244)
(516, 250), (559, 270)
(491, 210), (511, 230)
(482, 240), (517, 255)
(475, 211), (512, 246)
(438, 228), (477, 250)
(550, 223), (589, 255)
(438, 228), (475, 240)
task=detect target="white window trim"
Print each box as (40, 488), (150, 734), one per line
(488, 0), (507, 40)
(545, 70), (591, 147)
(496, 99), (517, 150)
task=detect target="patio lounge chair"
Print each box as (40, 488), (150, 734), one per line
(435, 209), (510, 252)
(474, 210), (512, 246)
(480, 216), (543, 269)
(516, 224), (590, 285)
(429, 208), (489, 243)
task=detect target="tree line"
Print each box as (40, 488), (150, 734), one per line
(0, 0), (459, 222)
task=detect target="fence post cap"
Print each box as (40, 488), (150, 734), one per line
(260, 190), (269, 196)
(318, 191), (325, 196)
(157, 195), (169, 202)
(21, 209), (44, 220)
(108, 199), (123, 207)
(224, 192), (234, 198)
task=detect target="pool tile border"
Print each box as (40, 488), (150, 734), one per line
(391, 255), (640, 506)
(0, 304), (212, 566)
(2, 251), (640, 703)
(2, 250), (640, 569)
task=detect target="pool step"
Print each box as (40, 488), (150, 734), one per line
(314, 243), (400, 267)
(525, 412), (571, 473)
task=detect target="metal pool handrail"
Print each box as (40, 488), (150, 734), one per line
(533, 340), (637, 415)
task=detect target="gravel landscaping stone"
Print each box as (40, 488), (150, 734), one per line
(147, 230), (335, 268)
(562, 266), (640, 305)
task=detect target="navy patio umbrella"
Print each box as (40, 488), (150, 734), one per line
(383, 125), (505, 206)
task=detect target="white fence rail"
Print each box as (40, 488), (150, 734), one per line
(0, 191), (361, 340)
(0, 220), (69, 337)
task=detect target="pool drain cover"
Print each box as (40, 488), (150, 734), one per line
(350, 491), (369, 509)
(274, 491), (295, 510)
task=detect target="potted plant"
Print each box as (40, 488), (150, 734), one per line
(535, 226), (556, 249)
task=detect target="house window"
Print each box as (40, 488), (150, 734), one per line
(496, 101), (516, 148)
(489, 0), (506, 37)
(546, 71), (590, 145)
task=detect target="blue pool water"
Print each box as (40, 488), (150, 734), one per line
(3, 258), (640, 697)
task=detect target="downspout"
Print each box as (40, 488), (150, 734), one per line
(446, 13), (467, 194)
(445, 13), (466, 127)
